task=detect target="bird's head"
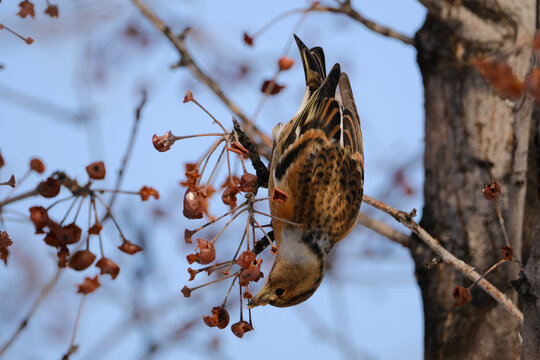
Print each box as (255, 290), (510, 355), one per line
(248, 228), (329, 308)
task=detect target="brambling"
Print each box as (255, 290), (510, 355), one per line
(249, 35), (364, 308)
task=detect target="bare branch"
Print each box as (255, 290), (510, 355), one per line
(0, 268), (63, 356)
(362, 194), (524, 322)
(356, 212), (410, 248)
(311, 3), (415, 46)
(131, 0), (273, 158)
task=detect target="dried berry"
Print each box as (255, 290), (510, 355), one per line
(184, 228), (195, 244)
(231, 320), (253, 338)
(181, 285), (192, 298)
(29, 158), (45, 173)
(57, 245), (69, 268)
(203, 306), (229, 329)
(49, 223), (82, 245)
(29, 206), (50, 231)
(139, 186), (160, 201)
(38, 177), (61, 198)
(243, 291), (253, 299)
(96, 257), (120, 280)
(483, 181), (501, 201)
(88, 222), (103, 235)
(77, 275), (100, 294)
(187, 267), (197, 281)
(243, 32), (253, 46)
(44, 4), (59, 18)
(86, 161), (106, 180)
(152, 131), (175, 152)
(236, 251), (256, 269)
(278, 56), (294, 71)
(17, 0), (35, 18)
(183, 90), (193, 103)
(453, 286), (471, 306)
(0, 231), (13, 265)
(69, 250), (97, 271)
(239, 173), (258, 193)
(261, 80), (285, 95)
(228, 142), (249, 158)
(501, 246), (513, 261)
(186, 239), (215, 265)
(222, 185), (240, 208)
(183, 188), (203, 219)
(118, 240), (143, 255)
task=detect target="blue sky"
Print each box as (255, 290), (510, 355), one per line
(0, 1), (427, 359)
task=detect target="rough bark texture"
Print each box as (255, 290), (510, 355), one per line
(521, 109), (540, 360)
(413, 1), (539, 359)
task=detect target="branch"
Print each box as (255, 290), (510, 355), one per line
(131, 0), (273, 158)
(311, 3), (415, 46)
(356, 212), (410, 248)
(0, 268), (63, 356)
(362, 194), (524, 322)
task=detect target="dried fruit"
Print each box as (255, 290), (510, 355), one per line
(49, 223), (82, 246)
(203, 306), (229, 329)
(228, 142), (249, 158)
(86, 161), (106, 180)
(44, 4), (59, 18)
(139, 186), (160, 201)
(483, 181), (501, 201)
(184, 228), (195, 244)
(96, 257), (120, 279)
(69, 250), (97, 271)
(0, 231), (13, 265)
(183, 188), (203, 219)
(261, 80), (285, 95)
(236, 251), (256, 269)
(88, 222), (103, 235)
(501, 246), (513, 261)
(17, 0), (35, 18)
(29, 206), (50, 231)
(243, 32), (253, 46)
(152, 131), (175, 152)
(231, 320), (253, 338)
(222, 185), (240, 208)
(183, 90), (193, 103)
(453, 286), (471, 306)
(29, 158), (45, 173)
(181, 285), (192, 297)
(186, 239), (215, 265)
(38, 177), (61, 198)
(278, 56), (294, 71)
(239, 173), (258, 193)
(77, 276), (100, 294)
(118, 240), (143, 255)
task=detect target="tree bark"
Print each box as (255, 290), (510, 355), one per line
(413, 1), (538, 358)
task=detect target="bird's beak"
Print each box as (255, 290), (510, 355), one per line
(247, 287), (270, 308)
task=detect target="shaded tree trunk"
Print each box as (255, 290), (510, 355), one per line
(413, 1), (539, 358)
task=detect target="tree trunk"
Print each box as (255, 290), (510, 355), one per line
(413, 1), (539, 358)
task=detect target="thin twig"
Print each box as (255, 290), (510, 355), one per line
(311, 3), (415, 46)
(104, 91), (147, 220)
(131, 0), (273, 157)
(0, 268), (63, 356)
(362, 194), (523, 322)
(0, 189), (39, 210)
(356, 212), (410, 248)
(61, 295), (87, 360)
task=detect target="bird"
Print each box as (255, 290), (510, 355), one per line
(248, 35), (364, 308)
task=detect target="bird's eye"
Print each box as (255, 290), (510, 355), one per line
(275, 288), (285, 297)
